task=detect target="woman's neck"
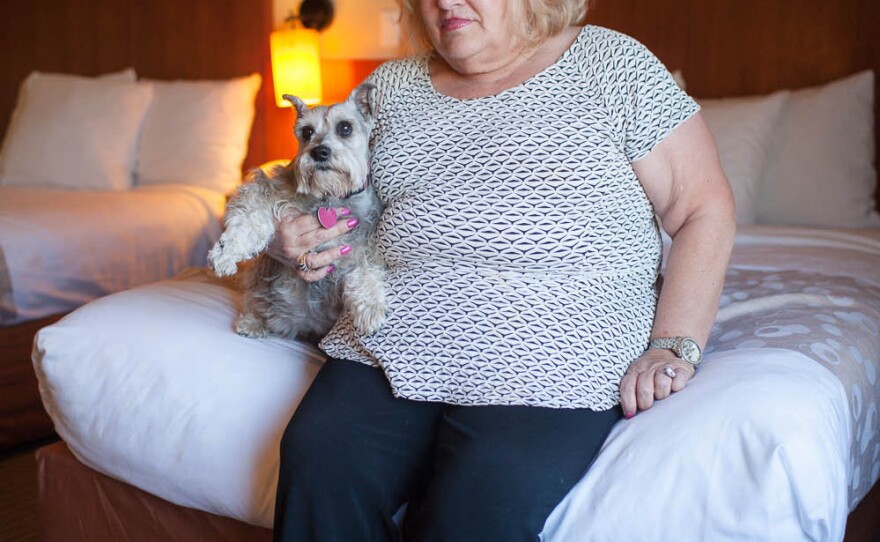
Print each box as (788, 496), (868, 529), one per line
(429, 26), (582, 100)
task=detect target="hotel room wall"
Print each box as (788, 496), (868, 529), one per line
(0, 0), (273, 171)
(1, 0), (877, 207)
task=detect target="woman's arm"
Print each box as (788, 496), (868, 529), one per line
(618, 113), (736, 417)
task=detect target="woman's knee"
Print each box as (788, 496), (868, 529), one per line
(278, 408), (352, 486)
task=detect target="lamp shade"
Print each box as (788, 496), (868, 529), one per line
(270, 27), (322, 107)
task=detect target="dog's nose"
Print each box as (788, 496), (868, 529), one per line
(310, 145), (331, 162)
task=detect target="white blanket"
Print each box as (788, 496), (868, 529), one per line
(0, 184), (225, 325)
(32, 226), (880, 541)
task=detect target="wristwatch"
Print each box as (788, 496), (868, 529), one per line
(648, 337), (703, 366)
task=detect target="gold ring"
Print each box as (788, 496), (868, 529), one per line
(297, 252), (310, 273)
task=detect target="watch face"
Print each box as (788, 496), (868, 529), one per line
(680, 338), (702, 364)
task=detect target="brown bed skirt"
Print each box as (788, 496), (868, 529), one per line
(36, 442), (272, 542)
(36, 441), (880, 542)
(0, 315), (64, 450)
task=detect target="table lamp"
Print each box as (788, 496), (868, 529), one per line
(270, 0), (335, 107)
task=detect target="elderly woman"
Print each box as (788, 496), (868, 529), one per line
(271, 0), (736, 540)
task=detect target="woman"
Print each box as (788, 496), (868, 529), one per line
(271, 0), (736, 540)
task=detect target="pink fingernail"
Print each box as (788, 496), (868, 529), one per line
(340, 245), (352, 255)
(624, 412), (635, 419)
(346, 218), (359, 229)
(338, 208), (351, 216)
(326, 264), (335, 274)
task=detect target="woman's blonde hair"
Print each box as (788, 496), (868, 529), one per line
(398, 0), (588, 53)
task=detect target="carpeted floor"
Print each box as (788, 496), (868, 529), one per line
(0, 438), (56, 542)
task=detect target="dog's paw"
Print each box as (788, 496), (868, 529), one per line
(235, 313), (269, 338)
(207, 245), (239, 277)
(352, 302), (386, 336)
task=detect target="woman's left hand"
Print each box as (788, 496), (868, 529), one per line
(619, 349), (695, 418)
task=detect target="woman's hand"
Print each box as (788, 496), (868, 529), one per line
(266, 207), (359, 282)
(619, 349), (695, 418)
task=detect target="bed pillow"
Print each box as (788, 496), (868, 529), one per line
(756, 70), (879, 228)
(0, 69), (151, 191)
(135, 74), (262, 194)
(698, 91), (788, 224)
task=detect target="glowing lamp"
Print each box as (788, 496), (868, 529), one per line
(270, 0), (335, 108)
(270, 27), (322, 106)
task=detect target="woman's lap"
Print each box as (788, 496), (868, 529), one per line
(275, 358), (621, 542)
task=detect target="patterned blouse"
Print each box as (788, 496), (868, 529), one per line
(319, 25), (700, 410)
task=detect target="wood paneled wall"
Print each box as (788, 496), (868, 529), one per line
(587, 0), (878, 97)
(0, 0), (273, 170)
(1, 0), (878, 209)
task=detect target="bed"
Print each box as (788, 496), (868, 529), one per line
(0, 0), (274, 449)
(24, 0), (880, 540)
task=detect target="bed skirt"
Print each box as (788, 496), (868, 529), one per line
(36, 442), (272, 542)
(35, 441), (880, 542)
(0, 314), (62, 449)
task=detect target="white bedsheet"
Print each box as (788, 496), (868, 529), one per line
(0, 184), (225, 325)
(32, 226), (880, 541)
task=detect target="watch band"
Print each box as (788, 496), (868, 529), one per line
(648, 337), (679, 351)
(648, 336), (703, 365)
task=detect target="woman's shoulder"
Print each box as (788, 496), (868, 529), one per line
(366, 55), (427, 89)
(576, 24), (653, 58)
(573, 24), (667, 89)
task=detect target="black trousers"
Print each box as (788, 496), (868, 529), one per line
(274, 358), (621, 542)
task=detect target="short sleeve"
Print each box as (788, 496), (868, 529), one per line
(586, 28), (700, 163)
(620, 40), (699, 162)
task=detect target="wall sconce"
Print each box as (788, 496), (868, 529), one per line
(270, 0), (335, 107)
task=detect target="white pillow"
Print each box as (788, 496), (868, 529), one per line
(756, 70), (879, 228)
(135, 74), (262, 194)
(698, 91), (788, 224)
(0, 70), (152, 191)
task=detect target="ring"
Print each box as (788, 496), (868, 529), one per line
(297, 252), (310, 273)
(663, 366), (677, 379)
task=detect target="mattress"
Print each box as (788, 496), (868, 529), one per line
(32, 225), (880, 541)
(0, 184), (225, 325)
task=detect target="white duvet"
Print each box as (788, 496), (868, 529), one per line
(33, 225), (880, 541)
(0, 184), (225, 325)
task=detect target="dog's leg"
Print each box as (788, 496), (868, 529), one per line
(235, 291), (270, 338)
(235, 311), (270, 338)
(343, 253), (387, 335)
(208, 179), (279, 277)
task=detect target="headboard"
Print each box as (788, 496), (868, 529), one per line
(586, 0), (880, 213)
(0, 0), (274, 170)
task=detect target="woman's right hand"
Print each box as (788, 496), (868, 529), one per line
(266, 207), (359, 282)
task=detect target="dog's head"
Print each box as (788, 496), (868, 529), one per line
(283, 83), (376, 200)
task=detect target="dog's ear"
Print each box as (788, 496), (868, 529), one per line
(349, 83), (377, 123)
(283, 94), (310, 119)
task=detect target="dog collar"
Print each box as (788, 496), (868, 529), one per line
(344, 175), (369, 198)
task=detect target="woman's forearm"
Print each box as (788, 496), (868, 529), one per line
(651, 211), (736, 347)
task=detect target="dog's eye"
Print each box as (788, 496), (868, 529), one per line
(300, 126), (315, 142)
(336, 121), (353, 138)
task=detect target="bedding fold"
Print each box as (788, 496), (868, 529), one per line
(0, 184), (225, 325)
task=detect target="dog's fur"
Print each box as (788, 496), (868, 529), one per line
(207, 83), (386, 339)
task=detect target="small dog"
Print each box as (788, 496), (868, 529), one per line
(207, 83), (386, 339)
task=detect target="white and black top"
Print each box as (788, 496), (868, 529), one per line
(320, 25), (700, 410)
